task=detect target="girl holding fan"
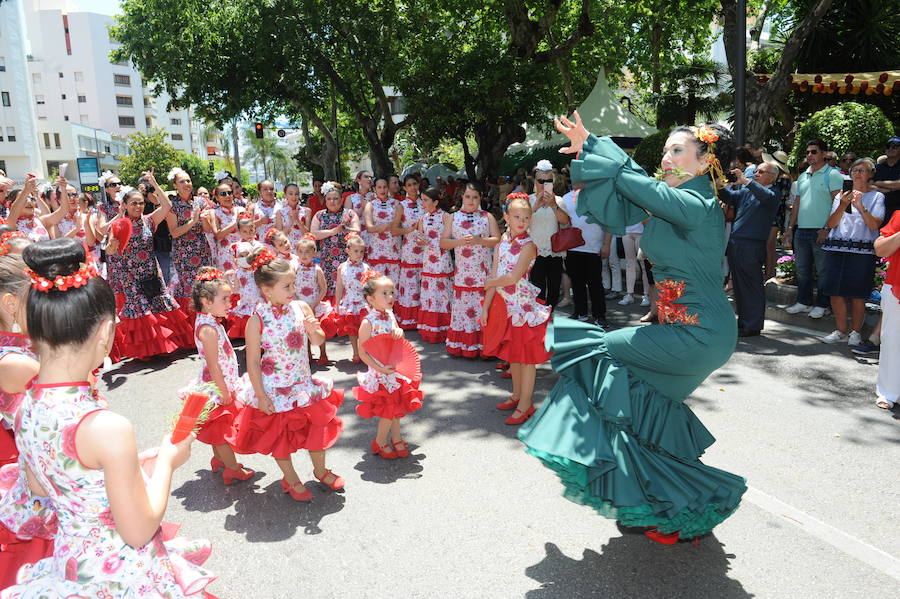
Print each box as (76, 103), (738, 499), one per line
(417, 188), (453, 343)
(5, 238), (216, 597)
(335, 234), (373, 363)
(354, 272), (424, 459)
(295, 233), (338, 364)
(182, 267), (254, 485)
(483, 195), (552, 425)
(229, 247), (344, 501)
(441, 183), (501, 357)
(392, 175), (425, 329)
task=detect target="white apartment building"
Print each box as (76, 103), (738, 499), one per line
(0, 0), (44, 178)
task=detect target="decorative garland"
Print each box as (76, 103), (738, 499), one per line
(27, 261), (100, 293)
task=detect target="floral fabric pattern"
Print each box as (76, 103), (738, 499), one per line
(181, 313), (242, 405)
(337, 260), (372, 318)
(214, 206), (242, 273)
(295, 263), (333, 319)
(168, 196), (212, 303)
(253, 201), (281, 242)
(357, 310), (406, 393)
(366, 199), (400, 283)
(15, 218), (49, 243)
(395, 199), (425, 326)
(231, 240), (264, 318)
(447, 210), (492, 355)
(496, 235), (551, 327)
(115, 216), (179, 320)
(656, 280), (700, 326)
(0, 332), (35, 430)
(316, 209), (356, 297)
(278, 204), (310, 248)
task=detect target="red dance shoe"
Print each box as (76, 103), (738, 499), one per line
(495, 361), (510, 371)
(281, 478), (313, 502)
(316, 356), (330, 366)
(500, 371), (512, 379)
(222, 466), (254, 485)
(504, 404), (535, 425)
(495, 396), (519, 410)
(392, 439), (410, 457)
(210, 457), (224, 473)
(314, 469), (345, 491)
(371, 439), (398, 459)
(644, 528), (680, 545)
(351, 356), (362, 364)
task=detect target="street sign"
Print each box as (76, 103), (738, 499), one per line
(77, 157), (101, 193)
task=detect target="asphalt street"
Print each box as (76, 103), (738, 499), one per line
(101, 303), (899, 599)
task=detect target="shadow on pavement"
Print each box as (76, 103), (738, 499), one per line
(353, 443), (425, 483)
(223, 479), (346, 540)
(524, 538), (752, 598)
(171, 468), (267, 513)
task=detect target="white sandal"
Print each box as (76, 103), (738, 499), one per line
(876, 400), (893, 410)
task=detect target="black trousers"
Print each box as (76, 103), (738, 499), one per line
(727, 238), (767, 332)
(530, 255), (564, 308)
(565, 251), (606, 319)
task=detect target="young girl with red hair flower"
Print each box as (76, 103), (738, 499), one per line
(295, 234), (338, 364)
(229, 247), (345, 501)
(334, 233), (374, 363)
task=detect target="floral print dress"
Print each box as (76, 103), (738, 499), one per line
(446, 210), (492, 357)
(231, 240), (264, 319)
(336, 259), (371, 336)
(213, 205), (242, 273)
(15, 218), (49, 243)
(118, 216), (179, 320)
(168, 195), (212, 310)
(3, 382), (215, 597)
(278, 204), (310, 248)
(353, 310), (424, 419)
(316, 209), (356, 298)
(394, 198), (424, 329)
(346, 192), (372, 246)
(366, 198), (400, 283)
(254, 200), (281, 243)
(418, 209), (453, 343)
(296, 262), (333, 321)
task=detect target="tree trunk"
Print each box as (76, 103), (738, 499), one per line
(231, 120), (241, 180)
(473, 122), (525, 188)
(360, 119), (394, 178)
(299, 108), (338, 181)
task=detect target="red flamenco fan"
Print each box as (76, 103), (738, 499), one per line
(110, 217), (133, 253)
(480, 293), (508, 359)
(172, 392), (212, 443)
(362, 334), (422, 384)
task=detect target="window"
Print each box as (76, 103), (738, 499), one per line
(74, 71), (83, 82)
(1, 92), (10, 107)
(77, 95), (86, 103)
(0, 161), (6, 173)
(171, 133), (183, 141)
(104, 145), (111, 153)
(145, 117), (151, 128)
(115, 95), (133, 107)
(35, 95), (45, 105)
(43, 133), (50, 148)
(58, 72), (63, 78)
(54, 133), (61, 149)
(0, 58), (5, 72)
(170, 118), (182, 125)
(144, 97), (151, 106)
(113, 74), (130, 86)
(6, 127), (16, 142)
(0, 132), (4, 142)
(61, 93), (66, 100)
(32, 73), (41, 84)
(64, 115), (69, 121)
(118, 116), (135, 128)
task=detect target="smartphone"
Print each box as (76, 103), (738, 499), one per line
(842, 179), (854, 213)
(543, 182), (554, 195)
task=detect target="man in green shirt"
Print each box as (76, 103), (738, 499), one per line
(784, 139), (844, 318)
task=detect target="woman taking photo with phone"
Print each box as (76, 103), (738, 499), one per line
(820, 158), (885, 345)
(528, 161), (570, 309)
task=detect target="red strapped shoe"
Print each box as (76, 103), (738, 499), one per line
(210, 457), (225, 473)
(392, 439), (410, 457)
(316, 356), (330, 366)
(504, 404), (535, 425)
(495, 361), (510, 371)
(644, 528), (680, 545)
(222, 465), (254, 485)
(371, 439), (398, 459)
(281, 478), (313, 502)
(495, 396), (519, 410)
(314, 469), (345, 491)
(500, 371), (512, 379)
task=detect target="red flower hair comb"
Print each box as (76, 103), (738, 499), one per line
(302, 233), (316, 242)
(237, 211), (254, 222)
(196, 269), (225, 282)
(26, 261), (100, 293)
(249, 248), (277, 271)
(344, 232), (361, 243)
(265, 227), (282, 244)
(0, 231), (26, 256)
(506, 192), (530, 202)
(361, 270), (383, 285)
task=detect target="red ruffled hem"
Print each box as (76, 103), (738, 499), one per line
(318, 312), (340, 339)
(0, 427), (17, 467)
(228, 389), (344, 458)
(225, 314), (250, 339)
(0, 523), (54, 590)
(337, 313), (366, 337)
(112, 309), (193, 360)
(417, 310), (450, 343)
(393, 304), (419, 329)
(446, 329), (482, 358)
(353, 379), (424, 419)
(495, 318), (552, 364)
(196, 402), (243, 446)
(176, 297), (197, 327)
(418, 329), (447, 343)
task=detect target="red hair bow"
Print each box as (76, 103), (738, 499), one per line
(237, 211), (254, 222)
(249, 248), (277, 271)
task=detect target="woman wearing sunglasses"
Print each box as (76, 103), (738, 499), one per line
(165, 168), (214, 316)
(212, 182), (243, 272)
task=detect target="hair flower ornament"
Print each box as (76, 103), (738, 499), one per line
(167, 167), (185, 182)
(98, 170), (115, 189)
(196, 269), (225, 282)
(249, 248), (277, 271)
(26, 261), (100, 293)
(321, 181), (340, 196)
(0, 231), (26, 256)
(361, 270), (383, 284)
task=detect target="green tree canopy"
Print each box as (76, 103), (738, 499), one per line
(116, 130), (180, 186)
(789, 102), (894, 167)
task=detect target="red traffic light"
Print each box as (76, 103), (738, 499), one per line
(254, 123), (264, 138)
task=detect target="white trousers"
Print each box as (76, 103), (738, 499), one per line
(877, 284), (899, 406)
(602, 236), (622, 292)
(622, 233), (649, 295)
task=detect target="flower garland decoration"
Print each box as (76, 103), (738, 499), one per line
(690, 125), (727, 187)
(0, 231), (26, 256)
(26, 261), (100, 293)
(249, 248), (277, 271)
(344, 231), (360, 243)
(506, 192), (530, 202)
(196, 269), (225, 282)
(655, 280), (699, 326)
(237, 211), (255, 223)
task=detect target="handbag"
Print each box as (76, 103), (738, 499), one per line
(138, 275), (163, 300)
(551, 226), (585, 253)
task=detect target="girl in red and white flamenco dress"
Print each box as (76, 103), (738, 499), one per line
(229, 248), (345, 501)
(226, 214), (264, 338)
(416, 188), (453, 343)
(3, 238), (215, 598)
(274, 183), (310, 248)
(295, 234), (339, 364)
(354, 273), (424, 459)
(363, 177), (401, 283)
(334, 234), (374, 362)
(391, 175), (425, 329)
(180, 267), (254, 486)
(483, 196), (551, 426)
(343, 169), (374, 246)
(6, 176), (50, 243)
(441, 183), (501, 357)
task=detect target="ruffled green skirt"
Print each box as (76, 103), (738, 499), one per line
(518, 317), (745, 538)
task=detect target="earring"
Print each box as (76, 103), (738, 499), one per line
(11, 318), (21, 334)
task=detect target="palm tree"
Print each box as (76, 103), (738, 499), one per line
(243, 126), (294, 182)
(649, 57), (730, 129)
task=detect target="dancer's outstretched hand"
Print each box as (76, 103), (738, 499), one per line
(556, 111), (589, 155)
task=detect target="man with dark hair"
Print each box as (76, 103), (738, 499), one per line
(839, 151), (857, 176)
(784, 139), (844, 319)
(388, 174), (403, 200)
(873, 137), (900, 224)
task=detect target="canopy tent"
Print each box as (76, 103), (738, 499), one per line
(504, 69), (657, 170)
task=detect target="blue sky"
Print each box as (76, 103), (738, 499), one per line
(70, 0), (121, 15)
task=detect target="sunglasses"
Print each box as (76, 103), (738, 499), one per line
(106, 182), (122, 188)
(128, 201), (145, 206)
(806, 149), (819, 155)
(67, 192), (79, 197)
(536, 179), (554, 184)
(850, 168), (870, 174)
(218, 190), (234, 197)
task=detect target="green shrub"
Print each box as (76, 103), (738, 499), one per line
(790, 102), (894, 167)
(631, 130), (669, 174)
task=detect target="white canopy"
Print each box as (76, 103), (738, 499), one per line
(506, 69), (657, 155)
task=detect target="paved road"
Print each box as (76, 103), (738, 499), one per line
(101, 303), (899, 598)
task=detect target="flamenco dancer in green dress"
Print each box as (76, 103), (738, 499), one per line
(518, 112), (746, 544)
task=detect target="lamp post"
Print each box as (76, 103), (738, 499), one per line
(734, 0), (747, 145)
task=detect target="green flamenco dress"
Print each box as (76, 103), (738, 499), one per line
(518, 134), (746, 538)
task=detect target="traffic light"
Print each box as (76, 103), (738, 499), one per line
(254, 123), (264, 138)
